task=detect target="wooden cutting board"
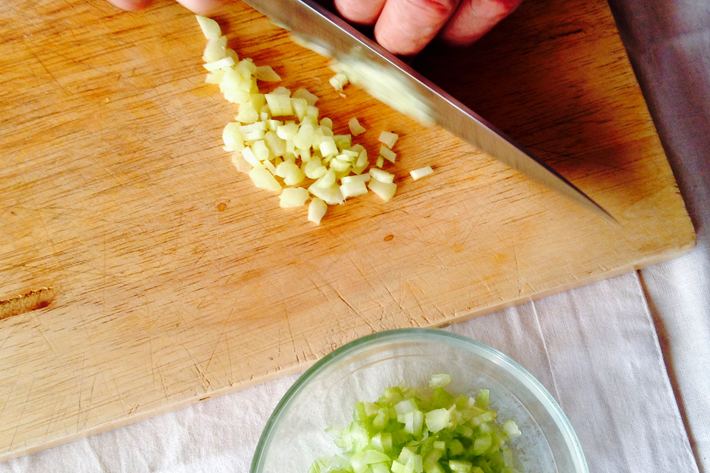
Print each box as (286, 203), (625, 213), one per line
(0, 0), (694, 461)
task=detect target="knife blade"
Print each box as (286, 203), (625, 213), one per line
(242, 0), (614, 221)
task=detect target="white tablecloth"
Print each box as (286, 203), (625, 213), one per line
(0, 271), (702, 473)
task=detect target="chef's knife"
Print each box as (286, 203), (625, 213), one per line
(242, 0), (614, 220)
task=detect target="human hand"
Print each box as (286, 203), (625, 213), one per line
(335, 0), (523, 55)
(106, 0), (222, 15)
(107, 0), (522, 55)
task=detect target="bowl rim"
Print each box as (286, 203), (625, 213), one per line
(250, 328), (589, 473)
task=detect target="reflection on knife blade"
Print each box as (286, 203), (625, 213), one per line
(243, 0), (616, 221)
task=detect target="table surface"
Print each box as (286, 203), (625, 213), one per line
(608, 0), (710, 469)
(1, 0), (708, 472)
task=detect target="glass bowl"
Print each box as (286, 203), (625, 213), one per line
(251, 328), (588, 473)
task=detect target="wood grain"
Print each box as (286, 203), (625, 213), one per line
(0, 0), (694, 461)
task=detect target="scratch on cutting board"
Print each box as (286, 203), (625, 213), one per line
(0, 287), (56, 321)
(181, 344), (212, 391)
(333, 287), (376, 333)
(283, 307), (298, 362)
(25, 46), (70, 95)
(512, 244), (523, 296)
(382, 282), (406, 315)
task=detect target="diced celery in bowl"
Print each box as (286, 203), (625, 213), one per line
(310, 374), (521, 473)
(250, 329), (589, 473)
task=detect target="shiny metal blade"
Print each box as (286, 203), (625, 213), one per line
(242, 0), (614, 220)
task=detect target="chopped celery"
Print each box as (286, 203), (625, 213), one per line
(410, 166), (434, 181)
(203, 36), (227, 62)
(310, 374), (521, 473)
(293, 87), (319, 105)
(378, 130), (399, 148)
(195, 15), (221, 40)
(255, 65), (281, 82)
(197, 15), (435, 225)
(203, 56), (235, 72)
(279, 187), (309, 208)
(379, 145), (397, 163)
(369, 168), (394, 184)
(222, 122), (243, 152)
(248, 165), (281, 192)
(429, 373), (451, 388)
(292, 97), (308, 121)
(308, 198), (327, 224)
(424, 408), (450, 433)
(329, 72), (349, 91)
(368, 180), (397, 202)
(265, 93), (294, 116)
(319, 137), (339, 157)
(348, 117), (367, 136)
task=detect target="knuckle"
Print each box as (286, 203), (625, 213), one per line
(494, 0), (522, 13)
(483, 0), (523, 16)
(402, 0), (459, 17)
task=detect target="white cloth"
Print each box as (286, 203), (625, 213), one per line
(0, 272), (699, 473)
(604, 0), (710, 468)
(642, 248), (710, 472)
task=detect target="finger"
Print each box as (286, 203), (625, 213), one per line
(175, 0), (225, 15)
(106, 0), (152, 11)
(375, 0), (460, 55)
(441, 0), (522, 45)
(334, 0), (387, 25)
